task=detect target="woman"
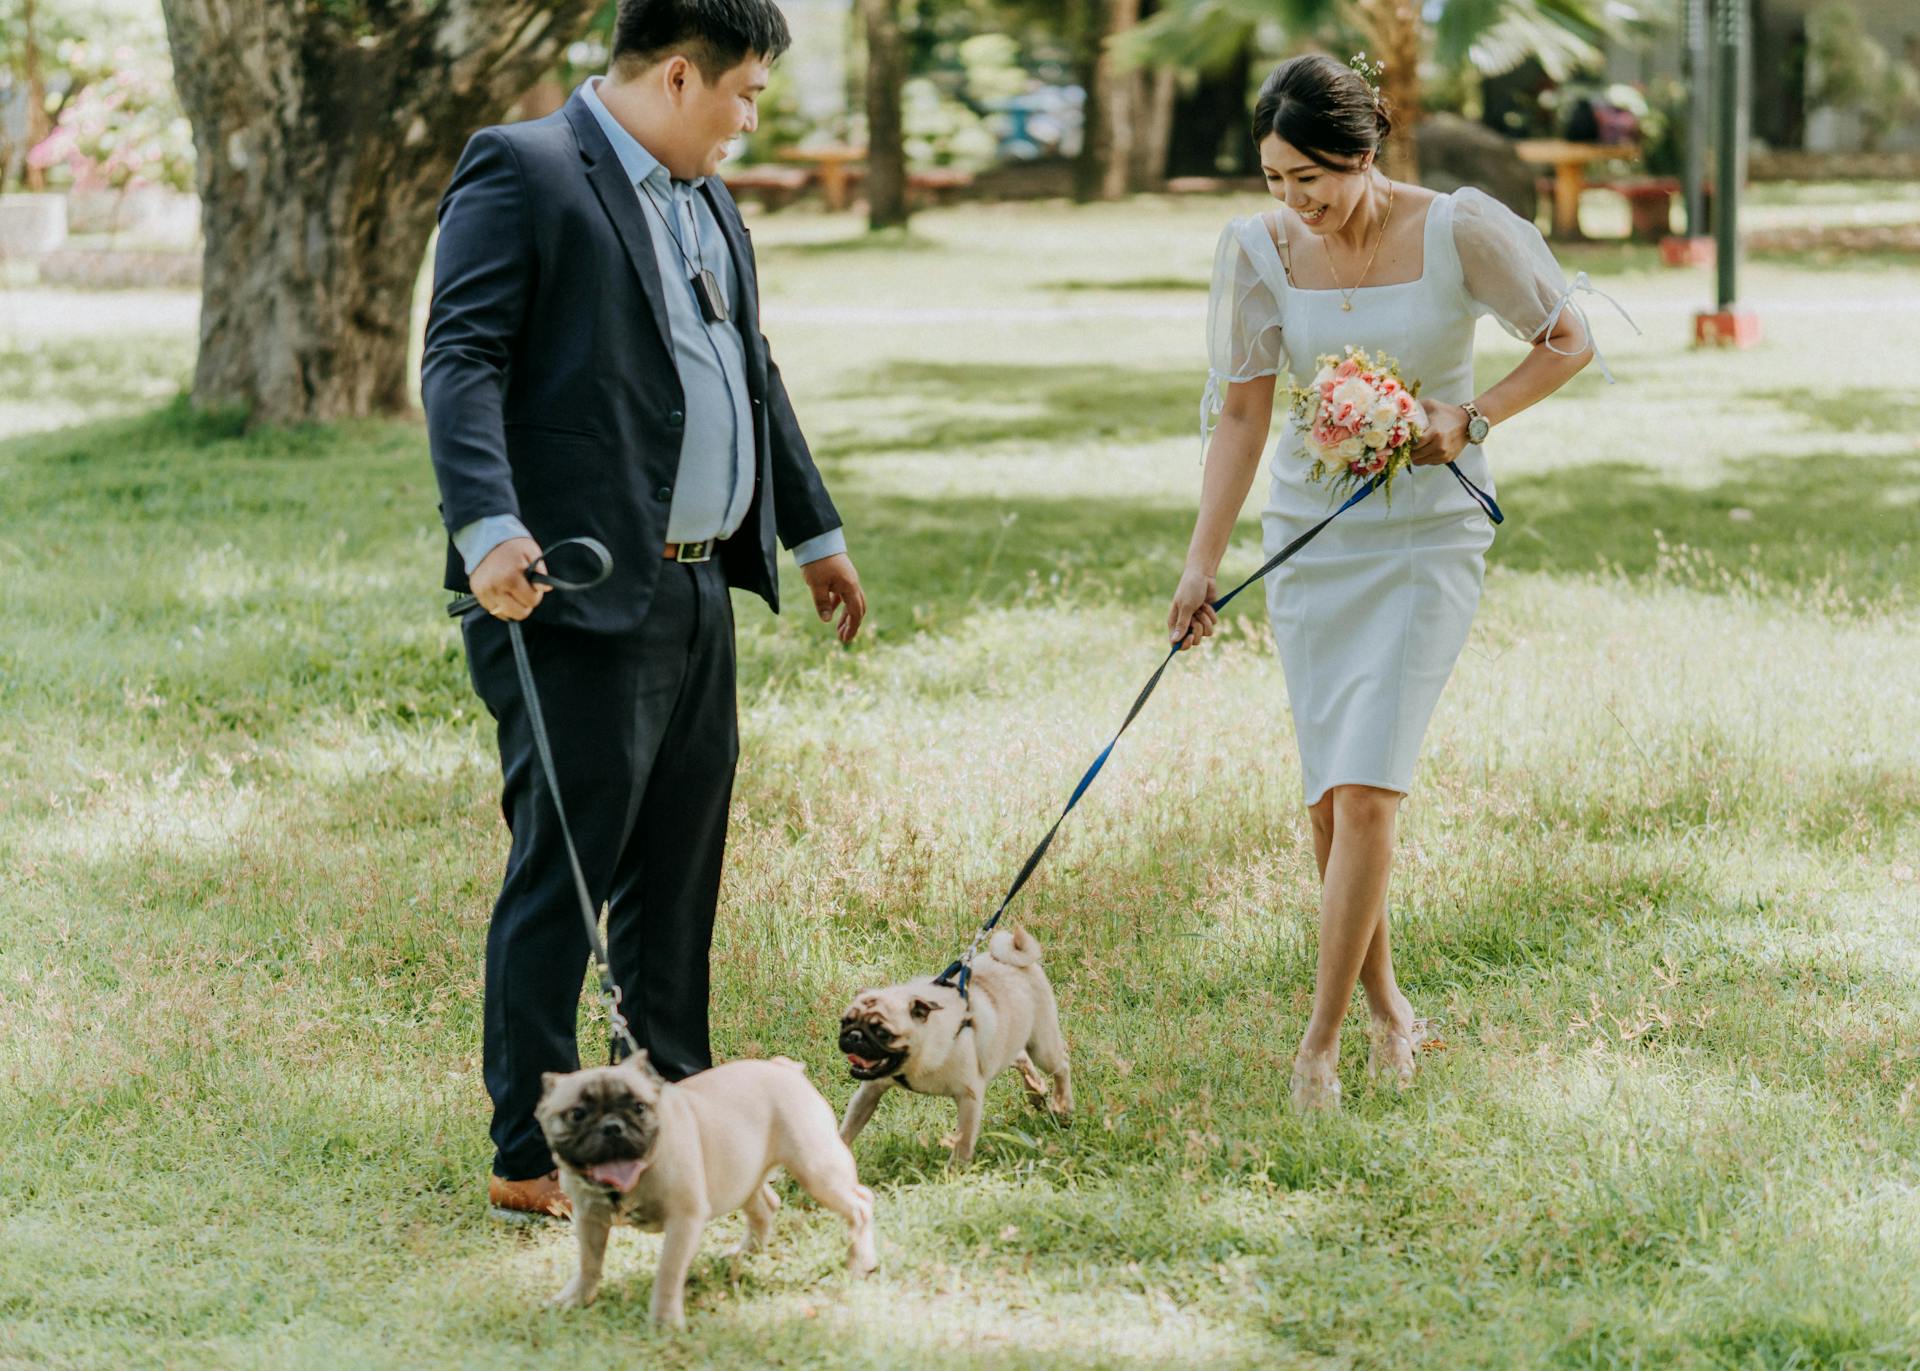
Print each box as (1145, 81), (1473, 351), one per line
(1167, 54), (1620, 1111)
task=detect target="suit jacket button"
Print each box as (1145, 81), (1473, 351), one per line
(667, 409), (685, 426)
(655, 485), (672, 502)
(750, 397), (763, 407)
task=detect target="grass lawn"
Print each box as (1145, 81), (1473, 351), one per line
(2, 193), (1917, 1369)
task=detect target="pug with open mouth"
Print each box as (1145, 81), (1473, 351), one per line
(837, 927), (1071, 1168)
(535, 1053), (878, 1325)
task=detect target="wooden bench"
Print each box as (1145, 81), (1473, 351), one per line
(1604, 176), (1681, 242)
(721, 164), (811, 212)
(907, 167), (976, 207)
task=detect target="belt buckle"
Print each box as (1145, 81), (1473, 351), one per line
(674, 540), (712, 564)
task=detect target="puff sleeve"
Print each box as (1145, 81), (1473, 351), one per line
(1452, 187), (1638, 381)
(1200, 217), (1287, 455)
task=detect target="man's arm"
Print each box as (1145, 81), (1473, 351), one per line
(422, 129), (534, 539)
(762, 350), (843, 555)
(422, 130), (551, 619)
(762, 346), (864, 641)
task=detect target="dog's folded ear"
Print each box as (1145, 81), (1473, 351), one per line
(910, 996), (940, 1022)
(539, 1071), (561, 1099)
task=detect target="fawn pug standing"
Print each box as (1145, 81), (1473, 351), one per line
(837, 928), (1071, 1168)
(537, 1055), (877, 1326)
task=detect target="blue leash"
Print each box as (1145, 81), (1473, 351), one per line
(932, 461), (1502, 1001)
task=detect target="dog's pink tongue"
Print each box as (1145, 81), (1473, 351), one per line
(586, 1159), (647, 1191)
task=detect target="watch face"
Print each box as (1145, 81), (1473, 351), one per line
(1468, 416), (1490, 443)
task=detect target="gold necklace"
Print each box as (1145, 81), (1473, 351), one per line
(1326, 177), (1394, 312)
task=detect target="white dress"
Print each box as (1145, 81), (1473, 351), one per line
(1201, 187), (1607, 806)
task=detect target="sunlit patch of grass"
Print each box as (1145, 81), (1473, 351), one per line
(3, 194), (1919, 1367)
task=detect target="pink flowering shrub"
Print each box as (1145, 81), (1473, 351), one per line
(28, 45), (195, 193)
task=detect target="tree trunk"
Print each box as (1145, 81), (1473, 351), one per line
(1094, 0), (1142, 200)
(22, 0), (49, 192)
(159, 0), (598, 425)
(861, 0), (908, 230)
(1129, 66), (1177, 190)
(1167, 42), (1255, 178)
(1068, 0), (1106, 201)
(1351, 0), (1424, 181)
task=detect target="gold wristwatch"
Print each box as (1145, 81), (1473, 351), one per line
(1463, 401), (1491, 445)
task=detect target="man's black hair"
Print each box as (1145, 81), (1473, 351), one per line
(611, 0), (792, 81)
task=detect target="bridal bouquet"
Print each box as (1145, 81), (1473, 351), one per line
(1286, 347), (1426, 502)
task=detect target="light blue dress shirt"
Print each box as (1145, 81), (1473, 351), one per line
(453, 77), (845, 574)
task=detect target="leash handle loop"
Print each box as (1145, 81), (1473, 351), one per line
(445, 535), (615, 619)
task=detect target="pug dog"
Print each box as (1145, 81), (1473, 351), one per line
(837, 927), (1071, 1168)
(535, 1053), (877, 1326)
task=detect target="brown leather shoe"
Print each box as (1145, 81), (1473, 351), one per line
(488, 1170), (571, 1222)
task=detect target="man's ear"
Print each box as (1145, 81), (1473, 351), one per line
(663, 53), (692, 98)
(910, 996), (940, 1022)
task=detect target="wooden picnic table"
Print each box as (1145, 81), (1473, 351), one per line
(1514, 139), (1641, 240)
(777, 144), (866, 211)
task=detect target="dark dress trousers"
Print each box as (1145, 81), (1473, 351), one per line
(422, 92), (841, 1180)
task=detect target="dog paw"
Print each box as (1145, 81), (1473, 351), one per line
(547, 1279), (597, 1310)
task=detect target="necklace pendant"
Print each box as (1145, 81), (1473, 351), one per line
(1342, 299), (1353, 312)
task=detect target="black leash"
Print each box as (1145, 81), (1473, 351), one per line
(446, 537), (641, 1060)
(933, 463), (1504, 1002)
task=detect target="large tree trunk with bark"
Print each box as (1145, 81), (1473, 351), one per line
(1351, 0), (1424, 181)
(159, 0), (598, 425)
(861, 0), (908, 230)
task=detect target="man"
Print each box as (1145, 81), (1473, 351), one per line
(422, 0), (866, 1220)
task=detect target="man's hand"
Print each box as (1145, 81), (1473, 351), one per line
(471, 536), (548, 620)
(800, 553), (866, 644)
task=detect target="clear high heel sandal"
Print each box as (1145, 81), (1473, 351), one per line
(1365, 1016), (1432, 1090)
(1289, 1055), (1342, 1113)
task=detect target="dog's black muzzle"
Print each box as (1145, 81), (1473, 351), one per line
(839, 1020), (904, 1080)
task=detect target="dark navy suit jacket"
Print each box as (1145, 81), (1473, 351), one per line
(422, 91), (840, 633)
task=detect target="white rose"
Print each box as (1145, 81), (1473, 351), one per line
(1368, 398), (1400, 433)
(1329, 376), (1375, 415)
(1334, 436), (1366, 462)
(1363, 428), (1388, 448)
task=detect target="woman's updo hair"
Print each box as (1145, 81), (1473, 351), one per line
(1251, 54), (1393, 171)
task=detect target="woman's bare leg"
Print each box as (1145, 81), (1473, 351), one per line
(1308, 793), (1412, 1038)
(1293, 785), (1402, 1105)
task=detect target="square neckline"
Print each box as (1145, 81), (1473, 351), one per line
(1253, 194), (1441, 294)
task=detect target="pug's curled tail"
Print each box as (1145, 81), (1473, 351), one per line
(988, 927), (1042, 967)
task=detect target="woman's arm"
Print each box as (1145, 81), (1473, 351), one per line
(1169, 376), (1276, 647)
(1410, 312), (1590, 465)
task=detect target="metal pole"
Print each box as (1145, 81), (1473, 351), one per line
(1713, 0), (1747, 309)
(1684, 0), (1710, 238)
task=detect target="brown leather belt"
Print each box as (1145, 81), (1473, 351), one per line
(662, 540), (712, 563)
